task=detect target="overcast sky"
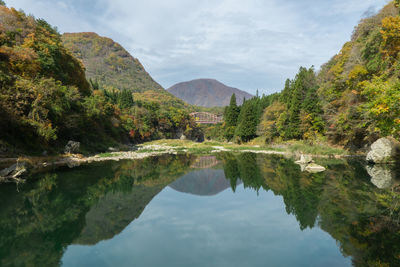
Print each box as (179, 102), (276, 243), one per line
(6, 0), (389, 95)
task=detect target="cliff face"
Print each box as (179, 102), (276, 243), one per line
(168, 79), (253, 107)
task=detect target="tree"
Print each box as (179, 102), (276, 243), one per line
(118, 89), (134, 109)
(276, 66), (322, 140)
(235, 100), (258, 142)
(223, 94), (240, 140)
(0, 1), (5, 6)
(224, 94), (240, 126)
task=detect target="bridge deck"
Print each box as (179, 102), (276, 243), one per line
(190, 112), (223, 125)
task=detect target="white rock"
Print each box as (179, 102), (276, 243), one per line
(295, 154), (313, 164)
(366, 137), (400, 164)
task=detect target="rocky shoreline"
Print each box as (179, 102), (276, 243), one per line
(0, 143), (355, 183)
(4, 137), (399, 184)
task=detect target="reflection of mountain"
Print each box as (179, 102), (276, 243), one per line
(0, 154), (194, 267)
(75, 185), (163, 245)
(191, 156), (220, 169)
(169, 169), (240, 196)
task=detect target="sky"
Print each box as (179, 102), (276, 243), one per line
(5, 0), (390, 95)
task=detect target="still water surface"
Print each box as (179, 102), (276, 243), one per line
(0, 153), (399, 266)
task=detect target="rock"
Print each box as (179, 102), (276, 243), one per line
(180, 134), (187, 140)
(366, 137), (400, 164)
(295, 154), (313, 164)
(65, 141), (80, 154)
(366, 165), (394, 189)
(0, 161), (28, 179)
(305, 163), (326, 173)
(108, 147), (118, 152)
(66, 158), (80, 168)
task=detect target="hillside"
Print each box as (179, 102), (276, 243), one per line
(255, 2), (400, 148)
(0, 5), (101, 152)
(0, 5), (201, 155)
(168, 79), (253, 107)
(62, 32), (162, 93)
(62, 32), (186, 108)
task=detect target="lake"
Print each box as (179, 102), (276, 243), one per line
(0, 153), (399, 266)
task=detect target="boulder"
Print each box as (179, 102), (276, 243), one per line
(108, 147), (118, 152)
(0, 161), (28, 179)
(366, 165), (394, 189)
(366, 137), (400, 164)
(295, 154), (313, 164)
(305, 163), (326, 174)
(65, 141), (80, 154)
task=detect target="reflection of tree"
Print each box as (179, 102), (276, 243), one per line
(1, 153), (400, 266)
(274, 158), (323, 230)
(221, 153), (240, 192)
(220, 152), (267, 193)
(0, 154), (195, 266)
(221, 153), (400, 266)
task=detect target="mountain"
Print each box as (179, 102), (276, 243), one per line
(62, 32), (162, 93)
(0, 4), (201, 155)
(167, 79), (254, 107)
(62, 32), (186, 108)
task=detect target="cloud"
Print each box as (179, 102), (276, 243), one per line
(5, 0), (390, 94)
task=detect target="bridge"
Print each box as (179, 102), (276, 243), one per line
(190, 112), (223, 125)
(191, 156), (220, 169)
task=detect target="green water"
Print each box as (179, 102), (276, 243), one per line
(0, 153), (399, 266)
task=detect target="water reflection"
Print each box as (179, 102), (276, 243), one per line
(0, 153), (399, 266)
(169, 169), (242, 196)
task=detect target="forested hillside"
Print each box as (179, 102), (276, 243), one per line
(62, 32), (187, 108)
(255, 2), (400, 149)
(0, 4), (201, 155)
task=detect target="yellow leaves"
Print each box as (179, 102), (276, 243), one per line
(372, 104), (390, 115)
(329, 42), (353, 78)
(347, 65), (368, 87)
(380, 16), (400, 59)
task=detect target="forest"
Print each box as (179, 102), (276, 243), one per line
(1, 1), (400, 155)
(0, 3), (201, 155)
(208, 2), (400, 150)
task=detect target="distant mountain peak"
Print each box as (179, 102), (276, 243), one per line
(167, 79), (253, 107)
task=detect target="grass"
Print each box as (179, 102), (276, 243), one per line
(97, 139), (347, 158)
(282, 140), (346, 155)
(97, 152), (121, 158)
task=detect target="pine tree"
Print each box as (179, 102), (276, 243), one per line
(235, 100), (258, 142)
(225, 94), (240, 126)
(277, 66), (321, 139)
(118, 89), (134, 109)
(223, 94), (240, 140)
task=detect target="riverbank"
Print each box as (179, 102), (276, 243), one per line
(0, 139), (353, 183)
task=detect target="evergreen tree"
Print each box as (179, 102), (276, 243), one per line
(223, 94), (240, 140)
(89, 78), (100, 90)
(235, 100), (258, 142)
(277, 66), (321, 139)
(118, 89), (134, 109)
(224, 94), (240, 126)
